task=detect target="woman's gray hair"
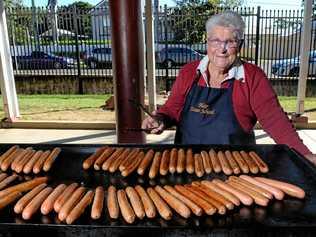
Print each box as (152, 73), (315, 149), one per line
(206, 11), (245, 40)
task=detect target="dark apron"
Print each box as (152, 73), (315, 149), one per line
(175, 73), (255, 145)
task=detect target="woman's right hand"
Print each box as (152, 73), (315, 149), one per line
(141, 110), (165, 134)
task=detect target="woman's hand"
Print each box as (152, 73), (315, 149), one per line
(141, 110), (165, 134)
(305, 154), (316, 166)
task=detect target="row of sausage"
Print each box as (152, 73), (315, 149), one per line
(83, 147), (269, 178)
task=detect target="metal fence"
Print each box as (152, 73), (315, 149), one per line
(5, 5), (316, 90)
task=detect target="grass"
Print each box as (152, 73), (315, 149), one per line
(0, 95), (315, 121)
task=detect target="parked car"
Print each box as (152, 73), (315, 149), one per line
(271, 50), (316, 77)
(12, 51), (77, 70)
(85, 47), (112, 69)
(156, 47), (204, 68)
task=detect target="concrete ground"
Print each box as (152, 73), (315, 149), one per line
(0, 128), (315, 154)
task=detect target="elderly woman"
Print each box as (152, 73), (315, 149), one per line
(142, 11), (316, 165)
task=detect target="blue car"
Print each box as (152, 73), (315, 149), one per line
(271, 50), (316, 77)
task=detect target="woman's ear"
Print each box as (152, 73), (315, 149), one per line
(238, 39), (244, 51)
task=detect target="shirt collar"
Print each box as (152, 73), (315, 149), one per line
(197, 55), (245, 85)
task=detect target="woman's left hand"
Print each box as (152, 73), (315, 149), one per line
(305, 154), (316, 166)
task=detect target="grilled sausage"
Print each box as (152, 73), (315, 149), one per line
(200, 150), (212, 174)
(91, 186), (104, 220)
(23, 150), (43, 174)
(125, 186), (145, 219)
(159, 150), (170, 176)
(224, 150), (240, 174)
(185, 149), (194, 174)
(168, 148), (178, 174)
(14, 183), (47, 214)
(117, 189), (136, 224)
(0, 145), (19, 166)
(149, 151), (161, 179)
(232, 151), (249, 173)
(217, 151), (232, 175)
(0, 173), (8, 183)
(121, 151), (144, 177)
(33, 150), (51, 174)
(11, 147), (33, 171)
(147, 187), (172, 220)
(107, 185), (119, 219)
(82, 146), (107, 170)
(1, 148), (24, 171)
(209, 149), (221, 173)
(119, 148), (140, 172)
(100, 147), (124, 171)
(15, 150), (36, 173)
(41, 183), (67, 215)
(248, 151), (269, 173)
(109, 148), (131, 173)
(194, 153), (204, 177)
(54, 183), (79, 213)
(137, 149), (155, 175)
(22, 187), (53, 220)
(0, 191), (22, 210)
(134, 185), (156, 218)
(0, 174), (19, 190)
(94, 147), (115, 170)
(240, 150), (259, 174)
(43, 147), (61, 172)
(176, 148), (186, 173)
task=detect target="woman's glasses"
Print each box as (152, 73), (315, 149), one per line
(207, 38), (239, 49)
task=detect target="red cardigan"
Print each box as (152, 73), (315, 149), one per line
(158, 60), (311, 156)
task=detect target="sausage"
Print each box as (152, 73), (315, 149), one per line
(134, 185), (156, 218)
(22, 187), (53, 220)
(125, 186), (145, 219)
(254, 177), (305, 199)
(239, 175), (285, 200)
(91, 186), (104, 220)
(94, 147), (115, 170)
(66, 190), (94, 225)
(1, 148), (24, 171)
(15, 150), (36, 173)
(176, 148), (186, 173)
(53, 183), (79, 213)
(224, 150), (240, 174)
(11, 147), (33, 171)
(23, 150), (43, 174)
(201, 180), (240, 206)
(200, 150), (212, 174)
(159, 150), (170, 176)
(194, 153), (204, 177)
(185, 149), (194, 174)
(82, 146), (107, 170)
(0, 191), (22, 210)
(168, 148), (178, 174)
(148, 151), (162, 179)
(137, 149), (155, 175)
(0, 145), (19, 166)
(212, 179), (253, 206)
(100, 147), (124, 171)
(174, 185), (216, 215)
(163, 185), (203, 216)
(248, 151), (269, 173)
(147, 187), (172, 220)
(14, 183), (47, 214)
(43, 147), (62, 172)
(193, 182), (234, 210)
(0, 177), (48, 199)
(121, 151), (145, 177)
(33, 150), (51, 174)
(117, 189), (136, 224)
(229, 176), (273, 199)
(240, 150), (259, 174)
(187, 185), (226, 215)
(0, 174), (19, 190)
(58, 186), (86, 221)
(217, 151), (233, 175)
(109, 148), (131, 173)
(232, 151), (249, 173)
(208, 149), (221, 173)
(107, 185), (120, 219)
(41, 183), (67, 215)
(119, 148), (140, 172)
(0, 173), (8, 183)
(154, 185), (191, 218)
(226, 179), (269, 206)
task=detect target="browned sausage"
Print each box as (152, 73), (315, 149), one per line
(0, 191), (22, 210)
(168, 148), (178, 174)
(159, 150), (170, 176)
(58, 186), (86, 221)
(117, 189), (136, 224)
(248, 151), (269, 173)
(15, 150), (36, 173)
(0, 145), (19, 166)
(0, 174), (18, 190)
(163, 185), (203, 216)
(54, 183), (79, 213)
(94, 147), (115, 170)
(119, 148), (140, 172)
(33, 150), (51, 174)
(41, 184), (67, 215)
(208, 149), (221, 173)
(217, 151), (233, 175)
(134, 185), (156, 218)
(100, 147), (124, 171)
(0, 173), (8, 183)
(43, 147), (62, 172)
(91, 186), (104, 220)
(66, 190), (94, 225)
(23, 150), (43, 174)
(121, 151), (145, 177)
(200, 150), (212, 174)
(149, 151), (161, 179)
(107, 185), (119, 219)
(22, 187), (53, 220)
(147, 187), (172, 220)
(82, 146), (107, 170)
(125, 186), (145, 219)
(224, 150), (240, 174)
(194, 153), (204, 177)
(14, 183), (47, 214)
(232, 151), (249, 173)
(0, 177), (48, 199)
(176, 148), (186, 173)
(1, 148), (24, 171)
(240, 150), (259, 174)
(11, 147), (33, 171)
(137, 149), (155, 175)
(155, 185), (191, 218)
(109, 148), (131, 173)
(186, 149), (194, 174)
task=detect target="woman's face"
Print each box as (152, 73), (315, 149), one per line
(207, 26), (239, 71)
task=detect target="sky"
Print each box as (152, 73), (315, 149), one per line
(23, 0), (303, 9)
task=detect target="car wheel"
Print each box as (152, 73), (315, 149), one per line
(163, 59), (174, 68)
(54, 62), (62, 69)
(289, 67), (299, 77)
(89, 61), (98, 69)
